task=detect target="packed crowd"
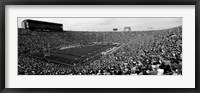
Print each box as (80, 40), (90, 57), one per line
(18, 28), (138, 54)
(18, 26), (182, 75)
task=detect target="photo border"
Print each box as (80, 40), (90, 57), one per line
(0, 0), (200, 93)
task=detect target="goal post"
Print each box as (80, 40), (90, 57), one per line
(43, 43), (50, 57)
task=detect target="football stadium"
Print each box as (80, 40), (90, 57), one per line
(18, 19), (182, 75)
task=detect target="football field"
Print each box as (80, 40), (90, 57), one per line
(33, 44), (119, 66)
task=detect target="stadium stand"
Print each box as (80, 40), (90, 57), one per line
(18, 26), (182, 75)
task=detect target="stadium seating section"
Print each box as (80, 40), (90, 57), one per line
(18, 26), (182, 75)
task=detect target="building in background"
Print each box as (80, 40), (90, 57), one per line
(21, 19), (63, 31)
(113, 28), (118, 31)
(124, 27), (131, 31)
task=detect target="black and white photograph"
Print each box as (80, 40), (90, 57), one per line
(18, 17), (182, 75)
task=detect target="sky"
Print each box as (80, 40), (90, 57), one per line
(18, 18), (182, 31)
